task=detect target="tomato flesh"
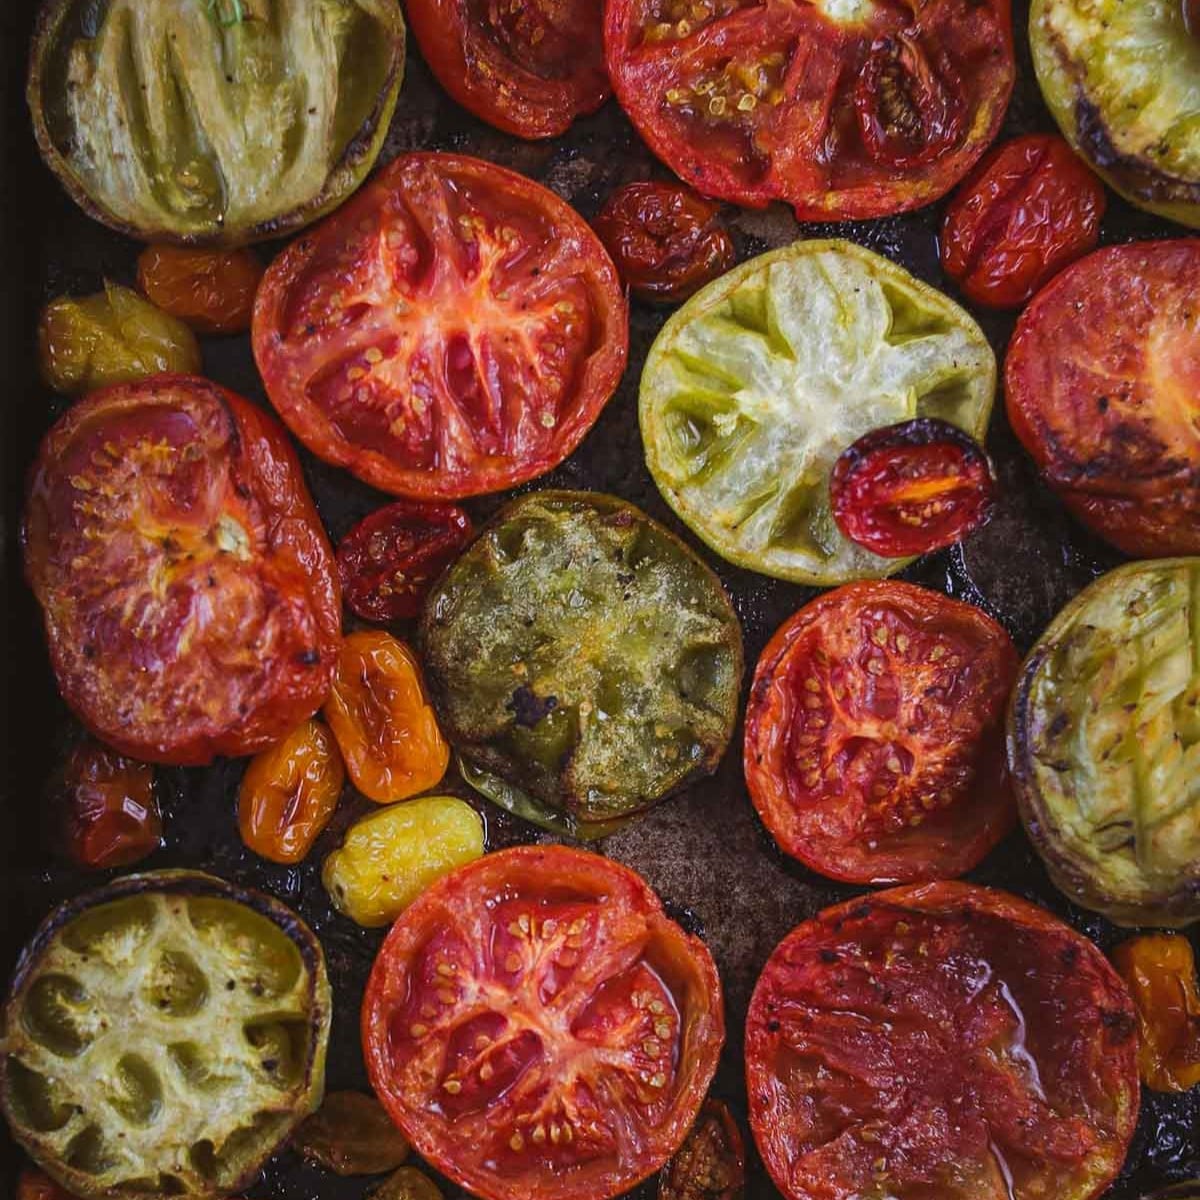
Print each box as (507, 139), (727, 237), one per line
(659, 1099), (745, 1200)
(137, 246), (264, 334)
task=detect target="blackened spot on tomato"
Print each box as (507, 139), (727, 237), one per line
(297, 649), (320, 666)
(83, 644), (96, 659)
(1060, 945), (1079, 968)
(663, 899), (706, 938)
(850, 903), (872, 920)
(819, 949), (839, 964)
(508, 685), (559, 727)
(767, 1020), (781, 1033)
(1101, 1009), (1138, 1041)
(1097, 396), (1109, 413)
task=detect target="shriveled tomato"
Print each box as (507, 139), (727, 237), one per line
(238, 719), (345, 864)
(1113, 934), (1200, 1093)
(363, 845), (725, 1200)
(604, 0), (1015, 220)
(23, 376), (342, 765)
(830, 418), (996, 557)
(373, 1169), (442, 1200)
(324, 631), (448, 803)
(593, 182), (735, 304)
(137, 245), (265, 334)
(18, 1168), (80, 1200)
(941, 135), (1106, 309)
(745, 582), (1018, 884)
(253, 153), (628, 500)
(747, 883), (1139, 1200)
(405, 0), (609, 138)
(293, 1091), (411, 1175)
(660, 1100), (745, 1200)
(1005, 239), (1200, 557)
(337, 501), (473, 623)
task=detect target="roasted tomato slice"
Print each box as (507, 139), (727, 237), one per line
(745, 582), (1018, 884)
(659, 1100), (745, 1200)
(24, 378), (341, 765)
(363, 845), (725, 1200)
(137, 246), (265, 335)
(337, 501), (474, 623)
(604, 0), (1015, 220)
(405, 0), (609, 138)
(747, 883), (1140, 1200)
(253, 153), (628, 500)
(1005, 240), (1200, 557)
(830, 418), (996, 557)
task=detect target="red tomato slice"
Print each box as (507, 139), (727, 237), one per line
(23, 376), (342, 765)
(405, 0), (610, 138)
(744, 582), (1018, 884)
(363, 845), (724, 1200)
(746, 882), (1140, 1200)
(253, 153), (628, 501)
(1005, 239), (1200, 558)
(603, 0), (1015, 220)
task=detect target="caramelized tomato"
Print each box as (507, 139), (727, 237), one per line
(941, 135), (1106, 309)
(17, 1169), (80, 1200)
(23, 377), (342, 764)
(745, 582), (1018, 884)
(747, 883), (1140, 1200)
(137, 245), (265, 335)
(659, 1100), (745, 1200)
(363, 845), (724, 1200)
(324, 632), (449, 803)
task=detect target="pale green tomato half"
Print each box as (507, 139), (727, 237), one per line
(639, 238), (996, 585)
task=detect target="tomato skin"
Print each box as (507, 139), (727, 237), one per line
(23, 376), (342, 765)
(745, 582), (1018, 884)
(137, 245), (265, 334)
(593, 183), (736, 304)
(746, 883), (1140, 1200)
(941, 135), (1106, 309)
(659, 1100), (745, 1200)
(17, 1169), (81, 1200)
(362, 844), (724, 1200)
(337, 502), (474, 623)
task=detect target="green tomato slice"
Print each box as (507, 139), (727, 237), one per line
(639, 238), (996, 585)
(0, 871), (330, 1200)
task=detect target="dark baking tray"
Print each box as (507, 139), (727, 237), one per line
(2, 3), (1197, 1198)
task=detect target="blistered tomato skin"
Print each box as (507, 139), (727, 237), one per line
(593, 183), (736, 304)
(941, 135), (1106, 309)
(23, 377), (342, 765)
(238, 720), (345, 865)
(137, 246), (265, 334)
(659, 1100), (745, 1200)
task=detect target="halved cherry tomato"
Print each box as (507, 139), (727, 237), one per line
(660, 1100), (745, 1200)
(830, 418), (996, 557)
(324, 631), (448, 803)
(405, 0), (609, 138)
(746, 883), (1139, 1200)
(18, 1168), (81, 1200)
(941, 135), (1106, 309)
(253, 153), (628, 500)
(238, 719), (346, 864)
(1005, 239), (1200, 557)
(23, 376), (342, 765)
(363, 845), (725, 1200)
(604, 0), (1015, 220)
(745, 582), (1018, 884)
(593, 182), (736, 304)
(56, 739), (161, 870)
(137, 246), (265, 335)
(1112, 934), (1200, 1093)
(337, 501), (474, 623)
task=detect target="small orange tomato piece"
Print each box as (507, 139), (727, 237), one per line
(1112, 933), (1200, 1092)
(18, 1169), (79, 1200)
(324, 632), (448, 804)
(238, 719), (346, 864)
(137, 245), (265, 335)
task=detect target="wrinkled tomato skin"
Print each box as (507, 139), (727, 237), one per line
(593, 183), (736, 304)
(747, 883), (1140, 1200)
(745, 582), (1018, 885)
(362, 845), (724, 1200)
(1005, 240), (1200, 557)
(253, 153), (628, 501)
(941, 135), (1106, 309)
(137, 245), (265, 334)
(659, 1099), (745, 1200)
(337, 501), (474, 623)
(830, 418), (996, 557)
(23, 376), (342, 765)
(405, 0), (609, 139)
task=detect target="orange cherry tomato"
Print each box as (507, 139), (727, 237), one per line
(18, 1167), (80, 1200)
(1112, 934), (1200, 1093)
(238, 719), (346, 864)
(137, 245), (265, 335)
(324, 632), (449, 804)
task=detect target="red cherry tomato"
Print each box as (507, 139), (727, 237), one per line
(746, 883), (1140, 1200)
(745, 582), (1018, 884)
(253, 153), (628, 501)
(830, 418), (996, 557)
(363, 845), (725, 1200)
(137, 245), (265, 334)
(593, 182), (736, 304)
(940, 135), (1106, 309)
(337, 501), (473, 623)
